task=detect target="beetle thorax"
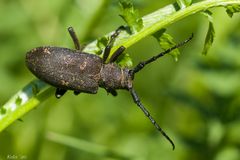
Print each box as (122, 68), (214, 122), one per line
(99, 63), (132, 90)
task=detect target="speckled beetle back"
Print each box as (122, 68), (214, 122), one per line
(26, 46), (103, 93)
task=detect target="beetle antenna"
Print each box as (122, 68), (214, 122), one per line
(129, 87), (175, 150)
(132, 33), (193, 74)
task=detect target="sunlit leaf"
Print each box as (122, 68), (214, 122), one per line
(176, 0), (192, 9)
(119, 0), (143, 33)
(116, 53), (133, 67)
(202, 10), (215, 55)
(153, 29), (180, 62)
(226, 5), (240, 18)
(96, 36), (132, 66)
(96, 36), (109, 55)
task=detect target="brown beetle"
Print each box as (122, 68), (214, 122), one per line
(26, 26), (193, 150)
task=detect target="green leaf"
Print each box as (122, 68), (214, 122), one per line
(96, 36), (109, 55)
(226, 5), (240, 17)
(153, 29), (180, 62)
(176, 0), (192, 9)
(96, 35), (133, 67)
(119, 0), (143, 33)
(116, 53), (133, 67)
(202, 10), (215, 55)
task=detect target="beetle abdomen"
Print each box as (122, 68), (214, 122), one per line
(26, 46), (102, 93)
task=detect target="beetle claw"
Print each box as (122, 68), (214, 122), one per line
(55, 88), (67, 98)
(74, 90), (81, 95)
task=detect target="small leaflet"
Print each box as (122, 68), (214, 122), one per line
(153, 29), (180, 62)
(116, 53), (133, 67)
(96, 36), (109, 55)
(176, 0), (192, 9)
(96, 36), (132, 66)
(202, 10), (215, 55)
(226, 5), (240, 18)
(119, 0), (143, 33)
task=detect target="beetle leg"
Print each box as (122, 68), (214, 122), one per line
(74, 90), (81, 95)
(105, 88), (118, 96)
(103, 26), (125, 63)
(55, 88), (67, 98)
(110, 89), (117, 96)
(109, 46), (126, 63)
(68, 27), (81, 50)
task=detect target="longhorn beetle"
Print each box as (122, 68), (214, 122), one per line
(26, 26), (193, 150)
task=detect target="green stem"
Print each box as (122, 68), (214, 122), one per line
(46, 132), (130, 159)
(0, 0), (239, 132)
(0, 80), (54, 131)
(84, 0), (240, 56)
(122, 0), (228, 48)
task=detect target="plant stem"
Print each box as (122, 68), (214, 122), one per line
(46, 132), (130, 159)
(0, 80), (54, 131)
(84, 0), (240, 57)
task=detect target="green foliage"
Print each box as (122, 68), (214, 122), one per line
(169, 25), (240, 159)
(202, 10), (215, 55)
(226, 5), (240, 17)
(176, 0), (192, 9)
(1, 0), (240, 159)
(96, 36), (109, 55)
(153, 29), (180, 62)
(116, 53), (133, 67)
(1, 0), (240, 138)
(119, 0), (143, 33)
(46, 132), (129, 159)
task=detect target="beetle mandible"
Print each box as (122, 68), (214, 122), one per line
(26, 26), (193, 150)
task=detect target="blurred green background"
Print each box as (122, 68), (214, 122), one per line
(1, 0), (240, 160)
